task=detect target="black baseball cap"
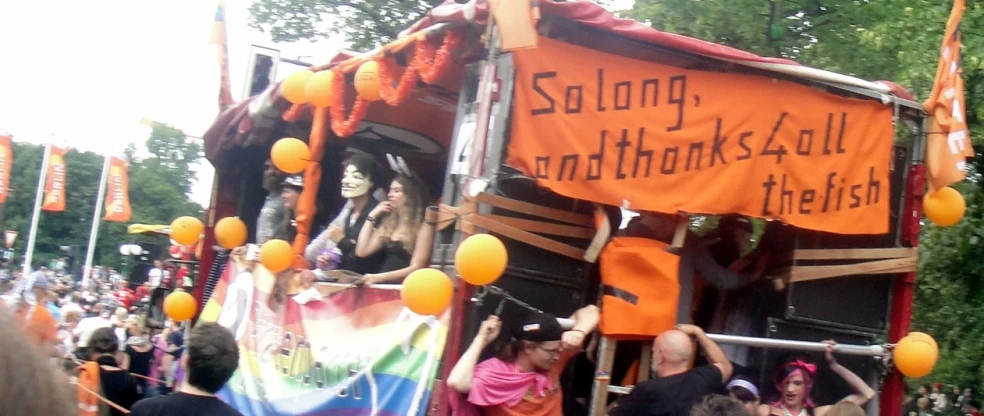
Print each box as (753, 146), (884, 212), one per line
(514, 312), (564, 342)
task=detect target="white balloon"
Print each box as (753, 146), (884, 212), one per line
(129, 244), (143, 256)
(119, 245), (129, 256)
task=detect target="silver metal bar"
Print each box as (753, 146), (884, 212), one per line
(706, 333), (888, 357)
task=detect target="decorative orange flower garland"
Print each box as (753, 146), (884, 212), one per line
(329, 68), (370, 138)
(327, 29), (464, 137)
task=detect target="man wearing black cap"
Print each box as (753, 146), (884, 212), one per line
(279, 175), (304, 243)
(255, 159), (287, 245)
(447, 305), (600, 416)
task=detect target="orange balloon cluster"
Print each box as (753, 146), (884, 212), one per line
(923, 186), (966, 227)
(163, 290), (197, 322)
(214, 217), (247, 249)
(260, 239), (293, 273)
(401, 268), (453, 315)
(894, 331), (939, 378)
(455, 234), (508, 286)
(170, 216), (204, 246)
(270, 137), (310, 174)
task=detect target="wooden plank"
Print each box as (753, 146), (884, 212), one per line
(793, 247), (918, 261)
(480, 214), (595, 239)
(465, 214), (586, 260)
(590, 338), (618, 416)
(790, 257), (917, 282)
(476, 192), (593, 226)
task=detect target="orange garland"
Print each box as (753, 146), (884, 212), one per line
(282, 104), (305, 122)
(325, 29), (464, 137)
(329, 68), (371, 137)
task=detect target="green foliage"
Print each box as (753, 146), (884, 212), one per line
(248, 0), (443, 51)
(2, 125), (204, 272)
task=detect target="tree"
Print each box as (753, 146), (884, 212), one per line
(248, 0), (442, 50)
(1, 124), (205, 274)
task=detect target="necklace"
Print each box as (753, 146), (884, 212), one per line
(780, 405), (808, 416)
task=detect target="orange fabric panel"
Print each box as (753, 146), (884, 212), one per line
(293, 107), (328, 259)
(41, 146), (68, 212)
(924, 0), (971, 192)
(599, 237), (679, 339)
(76, 361), (101, 416)
(0, 134), (10, 204)
(507, 36), (894, 235)
(104, 157), (132, 223)
(488, 0), (538, 51)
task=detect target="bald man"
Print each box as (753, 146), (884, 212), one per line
(609, 325), (733, 416)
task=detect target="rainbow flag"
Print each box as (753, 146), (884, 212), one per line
(199, 258), (450, 416)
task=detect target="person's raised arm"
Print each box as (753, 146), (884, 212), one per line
(562, 305), (600, 349)
(355, 202), (393, 258)
(362, 223), (434, 285)
(446, 316), (501, 394)
(677, 324), (733, 382)
(825, 340), (876, 405)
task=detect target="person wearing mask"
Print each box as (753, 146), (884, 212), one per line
(447, 305), (601, 416)
(609, 325), (734, 416)
(77, 327), (140, 416)
(356, 174), (435, 285)
(130, 323), (242, 415)
(305, 153), (387, 277)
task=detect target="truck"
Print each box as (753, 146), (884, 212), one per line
(193, 1), (929, 415)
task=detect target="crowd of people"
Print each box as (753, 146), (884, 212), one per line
(904, 383), (979, 416)
(0, 258), (242, 415)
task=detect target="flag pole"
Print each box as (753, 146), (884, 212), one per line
(81, 155), (111, 286)
(22, 143), (51, 275)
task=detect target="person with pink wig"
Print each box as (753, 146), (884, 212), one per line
(758, 341), (876, 416)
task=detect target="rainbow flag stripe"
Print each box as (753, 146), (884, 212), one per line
(199, 260), (450, 416)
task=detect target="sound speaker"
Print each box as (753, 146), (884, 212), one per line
(784, 145), (910, 332)
(128, 264), (152, 286)
(757, 319), (879, 408)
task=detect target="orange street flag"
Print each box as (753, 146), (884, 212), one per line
(41, 146), (68, 212)
(924, 0), (971, 192)
(104, 157), (132, 223)
(0, 134), (11, 204)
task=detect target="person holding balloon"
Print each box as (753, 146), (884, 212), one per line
(355, 173), (434, 285)
(446, 305), (601, 416)
(757, 342), (876, 416)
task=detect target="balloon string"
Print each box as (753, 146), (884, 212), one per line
(481, 285), (543, 315)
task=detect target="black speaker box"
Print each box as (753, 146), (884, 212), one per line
(783, 145), (910, 332)
(756, 319), (879, 408)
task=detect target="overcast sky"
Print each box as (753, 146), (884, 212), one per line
(0, 0), (344, 207)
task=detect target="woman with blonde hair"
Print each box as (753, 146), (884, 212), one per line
(356, 173), (434, 285)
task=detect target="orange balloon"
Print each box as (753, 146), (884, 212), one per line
(270, 137), (310, 174)
(355, 61), (382, 102)
(282, 69), (313, 104)
(163, 290), (197, 322)
(894, 334), (939, 378)
(455, 234), (508, 286)
(260, 239), (293, 273)
(170, 216), (204, 246)
(214, 217), (248, 249)
(304, 70), (335, 108)
(923, 186), (965, 227)
(401, 268), (453, 315)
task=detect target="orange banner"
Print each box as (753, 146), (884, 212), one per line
(924, 0), (971, 192)
(0, 135), (11, 204)
(506, 37), (894, 235)
(104, 157), (132, 222)
(41, 146), (68, 212)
